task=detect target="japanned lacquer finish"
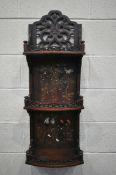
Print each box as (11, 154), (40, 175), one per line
(23, 10), (85, 168)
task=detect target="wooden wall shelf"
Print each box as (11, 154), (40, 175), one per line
(23, 10), (85, 168)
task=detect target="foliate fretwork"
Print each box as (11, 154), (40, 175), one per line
(28, 10), (82, 51)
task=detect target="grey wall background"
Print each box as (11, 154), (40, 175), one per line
(0, 0), (116, 175)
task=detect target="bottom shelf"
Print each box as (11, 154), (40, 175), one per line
(26, 110), (83, 168)
(26, 149), (83, 168)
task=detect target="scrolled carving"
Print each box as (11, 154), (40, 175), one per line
(24, 10), (85, 168)
(28, 10), (82, 51)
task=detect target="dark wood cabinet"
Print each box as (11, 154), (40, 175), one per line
(23, 10), (85, 168)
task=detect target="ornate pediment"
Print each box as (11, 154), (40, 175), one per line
(28, 10), (82, 51)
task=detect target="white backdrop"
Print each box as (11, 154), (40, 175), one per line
(0, 0), (116, 175)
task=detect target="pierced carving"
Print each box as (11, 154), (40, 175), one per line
(23, 10), (85, 168)
(28, 10), (82, 51)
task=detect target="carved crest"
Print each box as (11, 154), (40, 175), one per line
(28, 10), (82, 51)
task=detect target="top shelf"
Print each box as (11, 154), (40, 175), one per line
(23, 40), (85, 56)
(23, 50), (85, 56)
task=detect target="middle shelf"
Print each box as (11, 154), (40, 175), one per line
(24, 96), (84, 111)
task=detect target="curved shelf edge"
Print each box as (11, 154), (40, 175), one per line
(24, 96), (84, 111)
(25, 107), (83, 111)
(26, 159), (84, 168)
(23, 50), (85, 56)
(26, 149), (84, 168)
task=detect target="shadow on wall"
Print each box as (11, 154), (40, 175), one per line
(31, 165), (83, 175)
